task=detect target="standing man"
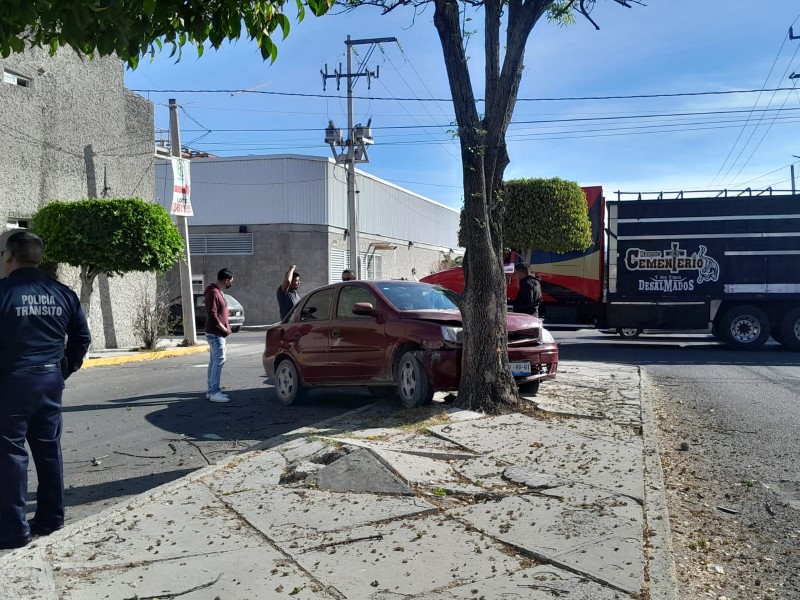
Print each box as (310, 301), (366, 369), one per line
(512, 262), (543, 317)
(277, 264), (301, 320)
(341, 269), (356, 281)
(204, 268), (234, 403)
(0, 231), (91, 550)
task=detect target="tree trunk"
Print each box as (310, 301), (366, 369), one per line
(79, 265), (99, 323)
(434, 0), (519, 413)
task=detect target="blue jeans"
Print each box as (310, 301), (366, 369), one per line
(206, 334), (227, 395)
(0, 366), (65, 545)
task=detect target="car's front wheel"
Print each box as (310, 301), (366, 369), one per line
(518, 379), (540, 396)
(274, 359), (307, 405)
(395, 351), (433, 409)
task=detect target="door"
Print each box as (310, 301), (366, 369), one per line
(328, 285), (388, 382)
(289, 288), (335, 382)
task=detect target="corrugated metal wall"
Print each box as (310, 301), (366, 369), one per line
(155, 154), (460, 248)
(155, 155), (330, 226)
(326, 162), (460, 248)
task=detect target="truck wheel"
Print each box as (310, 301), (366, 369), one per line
(395, 351), (434, 409)
(617, 327), (642, 339)
(777, 308), (800, 351)
(718, 305), (771, 350)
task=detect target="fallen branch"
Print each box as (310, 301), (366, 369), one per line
(186, 440), (211, 465)
(123, 573), (222, 600)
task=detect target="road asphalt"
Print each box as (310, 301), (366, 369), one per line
(0, 342), (678, 599)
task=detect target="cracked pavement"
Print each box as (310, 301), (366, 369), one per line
(0, 361), (676, 599)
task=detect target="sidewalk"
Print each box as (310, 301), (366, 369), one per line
(0, 361), (678, 599)
(82, 337), (209, 368)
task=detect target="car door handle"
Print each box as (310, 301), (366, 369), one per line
(330, 329), (341, 338)
(292, 332), (301, 340)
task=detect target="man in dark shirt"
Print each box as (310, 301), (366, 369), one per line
(277, 264), (301, 320)
(0, 231), (91, 550)
(512, 262), (543, 317)
(204, 268), (234, 403)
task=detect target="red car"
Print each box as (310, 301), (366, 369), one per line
(262, 280), (559, 408)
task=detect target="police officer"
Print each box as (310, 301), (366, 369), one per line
(0, 231), (91, 550)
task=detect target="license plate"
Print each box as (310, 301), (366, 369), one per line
(510, 360), (531, 376)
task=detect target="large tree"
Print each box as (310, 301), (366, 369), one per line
(0, 0), (333, 66)
(345, 0), (638, 412)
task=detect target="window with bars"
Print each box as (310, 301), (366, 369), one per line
(329, 248), (382, 283)
(189, 233), (253, 255)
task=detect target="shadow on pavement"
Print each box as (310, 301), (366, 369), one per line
(557, 335), (800, 367)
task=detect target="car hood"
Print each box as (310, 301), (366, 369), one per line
(398, 309), (542, 333)
(398, 309), (463, 324)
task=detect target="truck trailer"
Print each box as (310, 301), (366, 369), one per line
(422, 188), (800, 351)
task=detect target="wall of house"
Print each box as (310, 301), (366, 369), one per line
(0, 46), (156, 348)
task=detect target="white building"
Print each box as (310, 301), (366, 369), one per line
(156, 154), (462, 324)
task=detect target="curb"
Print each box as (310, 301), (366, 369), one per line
(82, 344), (208, 369)
(639, 367), (680, 599)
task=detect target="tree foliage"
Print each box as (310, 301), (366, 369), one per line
(501, 178), (592, 253)
(32, 198), (184, 277)
(0, 0), (333, 67)
(457, 177), (592, 254)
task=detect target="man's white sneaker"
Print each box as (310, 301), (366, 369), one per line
(207, 392), (231, 403)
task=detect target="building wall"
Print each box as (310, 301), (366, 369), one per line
(0, 46), (156, 348)
(184, 223), (457, 325)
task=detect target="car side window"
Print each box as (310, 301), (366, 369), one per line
(336, 285), (379, 319)
(300, 288), (334, 322)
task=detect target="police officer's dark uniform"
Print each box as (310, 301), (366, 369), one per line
(0, 231), (91, 550)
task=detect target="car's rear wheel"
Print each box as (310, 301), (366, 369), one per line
(396, 351), (433, 409)
(274, 359), (307, 405)
(518, 379), (540, 396)
(231, 325), (241, 333)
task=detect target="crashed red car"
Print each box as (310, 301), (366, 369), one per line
(263, 280), (558, 408)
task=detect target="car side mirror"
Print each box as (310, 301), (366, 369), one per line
(301, 306), (318, 320)
(352, 302), (375, 316)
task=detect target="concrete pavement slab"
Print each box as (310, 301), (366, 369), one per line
(54, 547), (336, 600)
(202, 477), (437, 545)
(0, 548), (57, 599)
(415, 564), (628, 599)
(287, 513), (529, 599)
(452, 485), (645, 595)
(201, 449), (286, 496)
(430, 414), (645, 502)
(307, 448), (414, 495)
(47, 483), (262, 571)
(535, 363), (643, 427)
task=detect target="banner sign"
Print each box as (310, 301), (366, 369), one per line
(170, 158), (193, 217)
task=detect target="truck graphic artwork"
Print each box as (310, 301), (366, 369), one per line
(625, 242), (720, 285)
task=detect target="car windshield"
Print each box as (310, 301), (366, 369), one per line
(377, 281), (461, 311)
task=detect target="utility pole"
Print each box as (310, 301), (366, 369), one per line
(168, 99), (197, 345)
(322, 36), (396, 278)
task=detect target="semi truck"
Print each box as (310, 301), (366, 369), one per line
(422, 187), (800, 351)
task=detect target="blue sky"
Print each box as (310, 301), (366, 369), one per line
(126, 0), (800, 210)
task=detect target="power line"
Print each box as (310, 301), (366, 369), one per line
(170, 106), (800, 134)
(708, 22), (793, 186)
(132, 86), (800, 103)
